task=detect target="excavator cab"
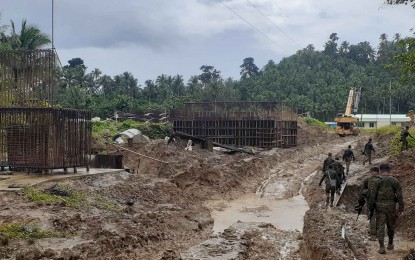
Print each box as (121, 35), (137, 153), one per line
(335, 119), (360, 137)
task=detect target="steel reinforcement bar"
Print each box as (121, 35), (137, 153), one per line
(0, 107), (91, 169)
(0, 49), (59, 107)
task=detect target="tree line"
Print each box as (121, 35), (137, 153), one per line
(56, 33), (415, 121)
(1, 15), (415, 121)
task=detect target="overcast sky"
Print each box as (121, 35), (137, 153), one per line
(1, 0), (414, 85)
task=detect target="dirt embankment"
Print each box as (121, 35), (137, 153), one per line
(0, 119), (340, 259)
(300, 131), (415, 260)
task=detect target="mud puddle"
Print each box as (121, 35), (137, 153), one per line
(209, 193), (308, 234)
(207, 168), (319, 234)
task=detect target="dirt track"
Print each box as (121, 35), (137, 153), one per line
(0, 122), (414, 259)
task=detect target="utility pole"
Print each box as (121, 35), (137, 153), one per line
(389, 81), (392, 125)
(52, 0), (54, 49)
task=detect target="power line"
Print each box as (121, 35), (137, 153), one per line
(246, 0), (302, 49)
(219, 0), (287, 52)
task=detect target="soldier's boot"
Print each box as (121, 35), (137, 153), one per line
(369, 235), (377, 241)
(330, 195), (334, 207)
(378, 239), (386, 254)
(387, 236), (394, 250)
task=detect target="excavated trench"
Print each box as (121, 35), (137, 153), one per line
(181, 140), (356, 259)
(3, 132), (415, 259)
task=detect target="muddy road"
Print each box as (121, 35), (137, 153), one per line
(0, 124), (414, 259)
(181, 139), (356, 259)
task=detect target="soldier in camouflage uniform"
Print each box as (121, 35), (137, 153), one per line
(322, 152), (334, 173)
(355, 166), (382, 241)
(342, 145), (355, 175)
(333, 157), (345, 193)
(363, 138), (376, 165)
(319, 164), (341, 207)
(368, 163), (404, 254)
(400, 126), (413, 152)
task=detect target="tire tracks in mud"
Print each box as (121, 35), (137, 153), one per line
(181, 138), (357, 259)
(302, 139), (415, 260)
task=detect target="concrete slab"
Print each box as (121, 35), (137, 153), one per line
(0, 168), (125, 192)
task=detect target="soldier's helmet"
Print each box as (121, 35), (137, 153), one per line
(370, 166), (380, 172)
(380, 163), (393, 171)
(406, 126), (410, 129)
(328, 152), (332, 156)
(369, 138), (372, 142)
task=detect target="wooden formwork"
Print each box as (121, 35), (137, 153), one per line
(171, 102), (297, 148)
(0, 108), (91, 170)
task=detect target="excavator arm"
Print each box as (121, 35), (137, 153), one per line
(335, 87), (360, 137)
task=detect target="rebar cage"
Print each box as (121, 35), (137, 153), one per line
(0, 49), (58, 107)
(0, 108), (91, 169)
(0, 49), (91, 170)
(171, 102), (298, 148)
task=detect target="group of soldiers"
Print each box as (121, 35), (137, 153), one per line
(318, 137), (405, 255)
(355, 163), (404, 254)
(319, 146), (352, 207)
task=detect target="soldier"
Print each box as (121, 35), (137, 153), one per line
(363, 138), (376, 165)
(319, 164), (341, 207)
(368, 163), (404, 254)
(400, 126), (413, 152)
(355, 166), (382, 241)
(322, 152), (334, 173)
(333, 157), (345, 193)
(342, 145), (355, 175)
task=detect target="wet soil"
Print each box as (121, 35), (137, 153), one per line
(0, 120), (414, 259)
(301, 132), (415, 260)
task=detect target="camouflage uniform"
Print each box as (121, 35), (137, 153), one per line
(319, 167), (341, 207)
(363, 141), (375, 165)
(333, 159), (345, 191)
(400, 128), (413, 151)
(362, 174), (383, 237)
(369, 176), (404, 251)
(323, 155), (334, 173)
(342, 147), (354, 175)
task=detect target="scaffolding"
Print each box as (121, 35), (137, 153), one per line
(171, 102), (297, 148)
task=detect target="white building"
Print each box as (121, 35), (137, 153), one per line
(354, 114), (410, 129)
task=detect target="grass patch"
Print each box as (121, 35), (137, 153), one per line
(389, 129), (415, 155)
(20, 185), (87, 208)
(303, 117), (329, 130)
(21, 185), (122, 212)
(0, 223), (65, 239)
(374, 125), (415, 155)
(91, 195), (123, 212)
(375, 125), (401, 136)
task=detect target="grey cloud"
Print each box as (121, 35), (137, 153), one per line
(53, 1), (184, 50)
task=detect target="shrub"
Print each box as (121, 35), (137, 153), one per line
(92, 120), (172, 140)
(304, 117), (329, 130)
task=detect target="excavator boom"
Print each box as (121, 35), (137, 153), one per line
(334, 87), (360, 137)
(344, 88), (355, 116)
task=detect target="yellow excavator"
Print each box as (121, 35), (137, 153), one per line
(334, 87), (361, 137)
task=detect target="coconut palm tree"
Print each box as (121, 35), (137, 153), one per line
(9, 19), (50, 50)
(1, 20), (52, 105)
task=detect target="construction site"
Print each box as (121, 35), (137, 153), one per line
(1, 50), (415, 260)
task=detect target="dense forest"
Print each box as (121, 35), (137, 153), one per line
(1, 14), (415, 121)
(56, 33), (415, 121)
